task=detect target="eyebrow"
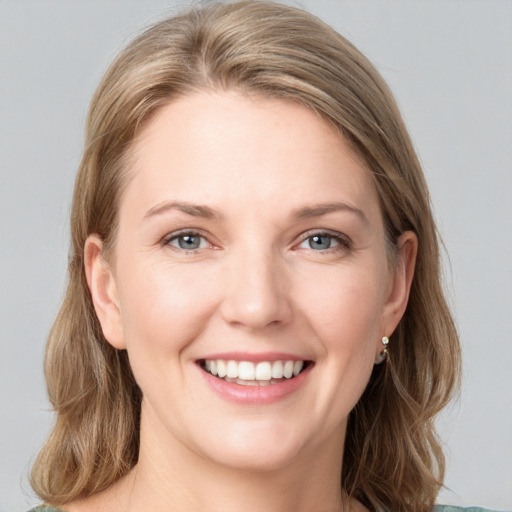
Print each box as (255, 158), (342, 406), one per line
(143, 200), (368, 224)
(293, 202), (368, 225)
(143, 201), (222, 221)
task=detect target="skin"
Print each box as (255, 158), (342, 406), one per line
(78, 91), (417, 512)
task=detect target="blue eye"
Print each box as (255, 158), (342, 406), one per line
(308, 234), (337, 250)
(298, 233), (347, 252)
(167, 232), (207, 251)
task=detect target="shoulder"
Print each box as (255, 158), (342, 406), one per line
(433, 506), (503, 512)
(27, 506), (66, 512)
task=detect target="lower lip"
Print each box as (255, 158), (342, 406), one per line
(198, 364), (313, 405)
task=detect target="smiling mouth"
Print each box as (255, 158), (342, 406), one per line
(199, 359), (311, 386)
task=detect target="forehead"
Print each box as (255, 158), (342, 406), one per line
(123, 91), (380, 221)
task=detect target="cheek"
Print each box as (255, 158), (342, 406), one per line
(296, 264), (385, 349)
(291, 265), (385, 430)
(116, 258), (220, 354)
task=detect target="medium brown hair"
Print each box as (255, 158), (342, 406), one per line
(31, 2), (461, 511)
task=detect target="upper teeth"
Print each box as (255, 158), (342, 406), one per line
(204, 360), (304, 381)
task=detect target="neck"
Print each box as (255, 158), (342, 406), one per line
(114, 402), (350, 512)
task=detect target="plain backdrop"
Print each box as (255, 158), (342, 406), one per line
(1, 1), (511, 511)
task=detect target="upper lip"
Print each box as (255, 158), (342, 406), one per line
(198, 351), (311, 363)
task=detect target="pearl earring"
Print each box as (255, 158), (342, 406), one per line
(375, 336), (389, 364)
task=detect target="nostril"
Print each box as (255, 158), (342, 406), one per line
(219, 262), (293, 330)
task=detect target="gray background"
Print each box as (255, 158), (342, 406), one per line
(1, 1), (511, 511)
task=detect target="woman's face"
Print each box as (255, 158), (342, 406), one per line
(87, 91), (413, 472)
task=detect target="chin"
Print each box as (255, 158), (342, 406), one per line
(193, 419), (325, 473)
(208, 443), (302, 473)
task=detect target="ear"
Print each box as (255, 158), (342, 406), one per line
(380, 231), (418, 338)
(84, 234), (126, 350)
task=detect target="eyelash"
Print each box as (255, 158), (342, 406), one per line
(162, 229), (351, 254)
(296, 230), (351, 254)
(162, 230), (212, 253)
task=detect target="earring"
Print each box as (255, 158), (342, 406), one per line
(375, 336), (389, 364)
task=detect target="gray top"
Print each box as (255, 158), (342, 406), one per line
(28, 506), (501, 512)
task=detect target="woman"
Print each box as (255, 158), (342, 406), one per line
(28, 1), (482, 511)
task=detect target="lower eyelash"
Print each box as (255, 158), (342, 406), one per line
(301, 232), (351, 252)
(162, 231), (205, 250)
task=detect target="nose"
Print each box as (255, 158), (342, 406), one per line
(219, 247), (292, 331)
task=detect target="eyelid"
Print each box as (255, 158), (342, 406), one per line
(294, 229), (352, 251)
(162, 229), (217, 251)
(160, 228), (351, 253)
